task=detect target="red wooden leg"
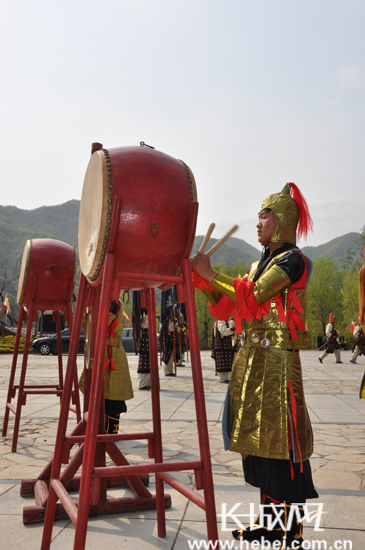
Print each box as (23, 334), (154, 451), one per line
(2, 306), (25, 437)
(55, 311), (63, 397)
(147, 288), (166, 537)
(11, 301), (35, 453)
(67, 301), (82, 423)
(181, 259), (219, 543)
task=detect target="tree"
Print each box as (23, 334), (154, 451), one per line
(342, 271), (359, 322)
(194, 290), (214, 349)
(306, 257), (345, 346)
(0, 260), (21, 326)
(0, 261), (18, 298)
(340, 271), (360, 347)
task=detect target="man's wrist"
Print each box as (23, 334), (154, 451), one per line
(207, 270), (218, 283)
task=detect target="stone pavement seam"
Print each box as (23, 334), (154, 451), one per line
(166, 392), (193, 421)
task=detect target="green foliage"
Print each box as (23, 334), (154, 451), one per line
(194, 290), (214, 349)
(212, 262), (249, 278)
(306, 256), (346, 347)
(342, 271), (360, 322)
(0, 335), (33, 353)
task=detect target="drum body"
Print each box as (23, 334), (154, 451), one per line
(78, 145), (198, 290)
(17, 239), (78, 310)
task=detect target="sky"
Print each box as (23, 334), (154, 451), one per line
(1, 0), (364, 251)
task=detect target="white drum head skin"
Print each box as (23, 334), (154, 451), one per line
(78, 150), (110, 280)
(17, 239), (32, 305)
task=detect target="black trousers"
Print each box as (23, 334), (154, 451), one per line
(243, 454), (318, 503)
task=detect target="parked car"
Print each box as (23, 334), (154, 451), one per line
(122, 328), (136, 352)
(122, 328), (160, 352)
(32, 329), (85, 355)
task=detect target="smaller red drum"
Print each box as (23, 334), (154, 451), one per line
(17, 239), (78, 310)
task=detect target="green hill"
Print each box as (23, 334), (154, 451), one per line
(0, 199), (361, 271)
(0, 214), (55, 268)
(301, 232), (361, 262)
(0, 200), (80, 250)
(225, 236), (261, 260)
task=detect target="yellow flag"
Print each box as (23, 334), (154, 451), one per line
(4, 295), (10, 316)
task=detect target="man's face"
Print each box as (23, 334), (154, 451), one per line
(257, 209), (276, 245)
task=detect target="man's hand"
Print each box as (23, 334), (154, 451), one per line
(190, 251), (218, 282)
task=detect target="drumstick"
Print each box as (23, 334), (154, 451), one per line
(198, 223), (216, 254)
(206, 225), (239, 257)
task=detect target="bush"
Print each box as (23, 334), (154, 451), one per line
(0, 335), (33, 353)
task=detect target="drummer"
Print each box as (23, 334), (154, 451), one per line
(104, 300), (134, 433)
(80, 300), (134, 434)
(160, 307), (180, 376)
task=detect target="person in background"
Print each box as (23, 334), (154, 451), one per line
(160, 308), (180, 376)
(318, 314), (342, 364)
(103, 300), (134, 433)
(136, 310), (151, 390)
(80, 300), (134, 434)
(132, 292), (151, 390)
(179, 313), (188, 365)
(211, 318), (236, 383)
(350, 318), (365, 364)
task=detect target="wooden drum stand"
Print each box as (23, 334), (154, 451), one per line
(36, 143), (219, 549)
(2, 239), (81, 453)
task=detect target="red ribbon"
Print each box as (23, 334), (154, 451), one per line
(209, 294), (235, 322)
(274, 294), (286, 322)
(103, 301), (121, 371)
(104, 346), (116, 372)
(192, 269), (213, 291)
(287, 380), (303, 476)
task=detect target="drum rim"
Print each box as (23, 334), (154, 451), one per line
(179, 160), (198, 203)
(78, 148), (112, 281)
(17, 239), (32, 305)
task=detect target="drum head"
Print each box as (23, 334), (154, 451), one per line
(78, 150), (110, 280)
(17, 240), (32, 305)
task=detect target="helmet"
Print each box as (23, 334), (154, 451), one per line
(260, 182), (313, 245)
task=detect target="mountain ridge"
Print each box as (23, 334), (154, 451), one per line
(0, 201), (361, 270)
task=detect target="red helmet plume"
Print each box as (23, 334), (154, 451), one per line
(287, 182), (313, 240)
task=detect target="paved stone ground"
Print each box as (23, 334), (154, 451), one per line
(0, 349), (364, 549)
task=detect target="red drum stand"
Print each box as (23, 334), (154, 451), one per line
(37, 256), (218, 549)
(2, 301), (81, 452)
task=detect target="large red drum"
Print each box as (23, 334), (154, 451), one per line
(78, 144), (198, 290)
(17, 239), (78, 310)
